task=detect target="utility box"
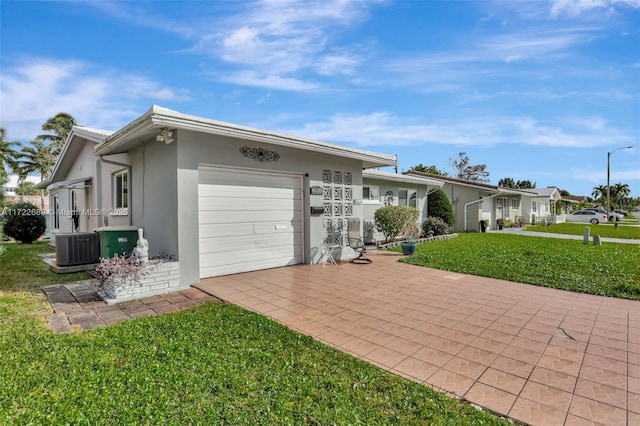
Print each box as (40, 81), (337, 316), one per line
(96, 227), (139, 258)
(55, 232), (101, 266)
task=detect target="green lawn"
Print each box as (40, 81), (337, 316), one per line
(0, 241), (506, 425)
(400, 233), (640, 300)
(0, 241), (91, 293)
(525, 222), (640, 239)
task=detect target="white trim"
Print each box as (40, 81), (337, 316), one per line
(95, 105), (397, 169)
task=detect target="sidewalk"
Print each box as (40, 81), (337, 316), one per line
(489, 227), (640, 244)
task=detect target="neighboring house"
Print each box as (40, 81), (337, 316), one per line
(37, 105), (397, 288)
(404, 171), (530, 232)
(520, 187), (563, 224)
(2, 175), (48, 210)
(560, 195), (588, 214)
(362, 169), (444, 242)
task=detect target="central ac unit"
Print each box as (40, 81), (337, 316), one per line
(55, 232), (100, 266)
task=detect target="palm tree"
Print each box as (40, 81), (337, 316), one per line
(17, 137), (56, 209)
(611, 182), (630, 209)
(591, 185), (607, 202)
(0, 127), (21, 173)
(39, 112), (77, 155)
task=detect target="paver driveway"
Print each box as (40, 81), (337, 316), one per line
(196, 250), (640, 426)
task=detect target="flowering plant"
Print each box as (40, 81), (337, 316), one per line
(94, 253), (148, 291)
(402, 225), (421, 244)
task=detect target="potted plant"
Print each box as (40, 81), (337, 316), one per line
(400, 225), (420, 255)
(497, 218), (505, 230)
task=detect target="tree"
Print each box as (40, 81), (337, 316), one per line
(18, 137), (56, 180)
(0, 127), (20, 173)
(0, 168), (8, 204)
(39, 112), (77, 155)
(558, 189), (570, 197)
(449, 152), (490, 183)
(592, 185), (607, 202)
(410, 164), (448, 176)
(516, 180), (536, 189)
(427, 188), (455, 226)
(17, 137), (56, 209)
(498, 177), (516, 188)
(611, 182), (630, 209)
(16, 181), (38, 197)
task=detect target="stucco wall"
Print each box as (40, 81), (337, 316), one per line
(129, 140), (179, 262)
(174, 129), (364, 286)
(362, 177), (429, 243)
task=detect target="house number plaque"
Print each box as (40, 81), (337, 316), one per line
(310, 186), (323, 195)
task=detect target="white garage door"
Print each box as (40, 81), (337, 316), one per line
(198, 167), (303, 278)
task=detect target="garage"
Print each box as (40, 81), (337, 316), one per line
(198, 167), (304, 278)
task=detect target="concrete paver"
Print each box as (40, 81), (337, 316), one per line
(195, 249), (640, 426)
(42, 281), (220, 333)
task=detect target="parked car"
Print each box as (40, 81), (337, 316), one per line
(615, 209), (628, 217)
(567, 210), (608, 224)
(584, 208), (623, 222)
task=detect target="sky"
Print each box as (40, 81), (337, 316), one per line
(1, 0), (639, 197)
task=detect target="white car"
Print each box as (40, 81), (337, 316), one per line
(584, 208), (623, 222)
(567, 210), (608, 224)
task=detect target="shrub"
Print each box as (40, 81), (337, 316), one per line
(427, 189), (455, 226)
(2, 201), (46, 244)
(374, 205), (420, 243)
(422, 216), (451, 236)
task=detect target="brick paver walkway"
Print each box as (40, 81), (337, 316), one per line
(42, 280), (219, 333)
(195, 250), (640, 426)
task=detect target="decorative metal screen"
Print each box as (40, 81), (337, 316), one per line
(321, 169), (353, 245)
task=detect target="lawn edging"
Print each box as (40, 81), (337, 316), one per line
(377, 233), (458, 250)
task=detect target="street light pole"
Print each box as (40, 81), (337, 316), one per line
(606, 145), (633, 220)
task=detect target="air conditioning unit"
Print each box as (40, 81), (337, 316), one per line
(55, 232), (101, 266)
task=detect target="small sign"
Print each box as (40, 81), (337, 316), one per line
(310, 186), (323, 195)
(310, 206), (324, 215)
(117, 237), (128, 242)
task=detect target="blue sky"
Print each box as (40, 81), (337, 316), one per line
(1, 0), (639, 197)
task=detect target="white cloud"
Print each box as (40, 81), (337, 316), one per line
(550, 0), (640, 17)
(283, 112), (634, 149)
(0, 58), (190, 140)
(191, 0), (373, 89)
(220, 71), (319, 92)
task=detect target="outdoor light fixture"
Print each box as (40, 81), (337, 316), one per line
(606, 145), (633, 219)
(156, 129), (174, 144)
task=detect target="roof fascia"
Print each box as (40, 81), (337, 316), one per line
(95, 106), (397, 168)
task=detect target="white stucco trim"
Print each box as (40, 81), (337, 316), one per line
(95, 105), (397, 169)
(364, 169), (444, 187)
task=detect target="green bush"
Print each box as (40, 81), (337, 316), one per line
(427, 189), (455, 226)
(374, 205), (420, 243)
(2, 201), (46, 244)
(421, 216), (451, 236)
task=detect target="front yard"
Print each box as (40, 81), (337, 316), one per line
(401, 233), (640, 300)
(0, 241), (506, 425)
(526, 221), (640, 239)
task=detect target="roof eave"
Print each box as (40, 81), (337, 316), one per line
(95, 105), (397, 168)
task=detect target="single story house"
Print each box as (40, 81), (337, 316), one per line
(404, 171), (532, 232)
(520, 187), (563, 224)
(37, 105), (399, 289)
(362, 169), (444, 242)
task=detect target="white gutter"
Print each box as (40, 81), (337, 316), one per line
(464, 192), (501, 231)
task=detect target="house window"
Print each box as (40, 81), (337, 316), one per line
(511, 198), (519, 210)
(71, 190), (78, 212)
(363, 186), (380, 203)
(532, 201), (537, 213)
(399, 189), (417, 208)
(114, 171), (128, 209)
(52, 194), (60, 230)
